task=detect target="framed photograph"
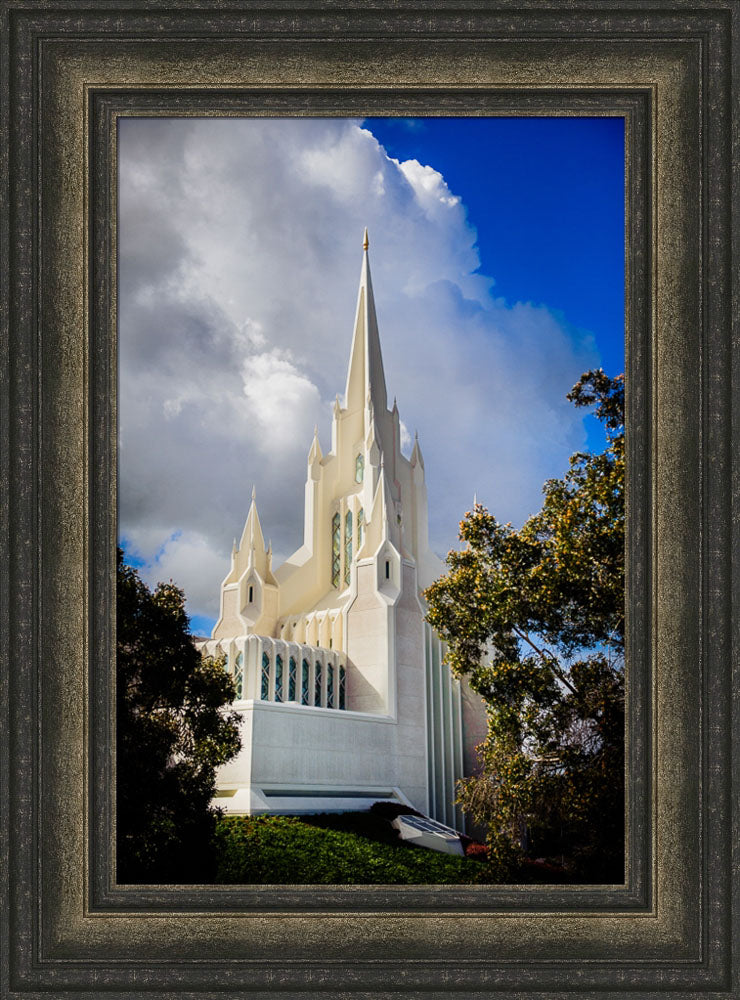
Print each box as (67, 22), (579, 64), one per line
(2, 2), (737, 997)
(116, 113), (626, 888)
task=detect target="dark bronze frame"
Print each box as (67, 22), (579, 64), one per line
(1, 2), (737, 996)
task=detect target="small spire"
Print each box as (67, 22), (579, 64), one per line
(411, 430), (424, 471)
(240, 486), (266, 554)
(473, 492), (478, 507)
(308, 425), (323, 464)
(363, 227), (369, 251)
(392, 396), (398, 412)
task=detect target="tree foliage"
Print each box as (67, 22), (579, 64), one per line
(116, 550), (242, 883)
(425, 370), (625, 882)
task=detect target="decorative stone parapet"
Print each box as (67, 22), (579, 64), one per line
(197, 634), (347, 710)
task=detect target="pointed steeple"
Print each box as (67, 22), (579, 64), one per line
(410, 430), (425, 471)
(308, 424), (323, 464)
(344, 230), (388, 416)
(239, 485), (266, 554)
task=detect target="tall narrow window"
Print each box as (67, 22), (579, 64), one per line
(326, 663), (334, 709)
(314, 661), (322, 707)
(339, 665), (346, 710)
(344, 510), (353, 586)
(385, 559), (390, 579)
(248, 584), (253, 603)
(274, 654), (283, 702)
(261, 651), (270, 701)
(357, 508), (364, 548)
(301, 659), (310, 705)
(355, 452), (364, 483)
(331, 512), (341, 587)
(288, 657), (297, 701)
(234, 652), (244, 700)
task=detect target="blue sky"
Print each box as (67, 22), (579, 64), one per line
(118, 116), (624, 635)
(365, 116), (625, 397)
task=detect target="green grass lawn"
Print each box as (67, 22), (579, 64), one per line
(213, 814), (486, 884)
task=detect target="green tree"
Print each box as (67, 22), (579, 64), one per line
(425, 370), (624, 882)
(116, 550), (242, 883)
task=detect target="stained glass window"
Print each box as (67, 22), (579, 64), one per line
(234, 652), (244, 700)
(339, 665), (346, 710)
(355, 452), (364, 483)
(357, 507), (364, 548)
(315, 660), (322, 706)
(261, 651), (270, 701)
(331, 512), (341, 587)
(301, 659), (310, 705)
(288, 657), (297, 701)
(275, 654), (283, 702)
(327, 663), (334, 709)
(344, 510), (353, 586)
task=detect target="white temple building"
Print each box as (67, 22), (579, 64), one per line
(198, 232), (486, 827)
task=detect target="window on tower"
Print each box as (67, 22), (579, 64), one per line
(355, 453), (364, 483)
(331, 512), (341, 587)
(357, 507), (364, 548)
(344, 510), (353, 586)
(339, 665), (346, 710)
(261, 651), (270, 701)
(274, 654), (283, 703)
(288, 656), (297, 702)
(314, 661), (322, 706)
(234, 652), (244, 700)
(301, 659), (310, 705)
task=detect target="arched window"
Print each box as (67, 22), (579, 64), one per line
(261, 651), (270, 701)
(301, 659), (310, 705)
(314, 660), (322, 707)
(288, 657), (297, 701)
(234, 652), (244, 700)
(326, 663), (334, 709)
(338, 665), (346, 710)
(274, 654), (283, 702)
(344, 510), (353, 586)
(331, 512), (341, 587)
(357, 507), (364, 548)
(355, 453), (365, 483)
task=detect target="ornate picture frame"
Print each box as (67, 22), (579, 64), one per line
(2, 2), (737, 996)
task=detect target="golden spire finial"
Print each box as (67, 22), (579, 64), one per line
(363, 227), (369, 251)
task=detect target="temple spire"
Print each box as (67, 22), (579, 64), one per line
(239, 486), (265, 554)
(410, 430), (424, 471)
(344, 229), (388, 416)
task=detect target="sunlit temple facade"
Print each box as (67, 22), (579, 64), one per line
(198, 232), (486, 826)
